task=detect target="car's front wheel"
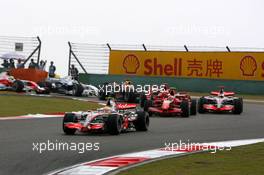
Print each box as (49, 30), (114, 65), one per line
(63, 113), (78, 135)
(233, 98), (243, 114)
(198, 97), (206, 114)
(12, 80), (24, 92)
(106, 114), (122, 135)
(72, 83), (84, 97)
(134, 111), (149, 131)
(181, 100), (190, 117)
(190, 99), (197, 115)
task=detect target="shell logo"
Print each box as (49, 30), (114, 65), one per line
(123, 54), (140, 74)
(240, 56), (257, 76)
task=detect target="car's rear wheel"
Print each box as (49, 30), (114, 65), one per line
(233, 98), (243, 114)
(134, 111), (149, 131)
(106, 114), (122, 135)
(63, 113), (78, 135)
(190, 99), (197, 115)
(198, 97), (206, 114)
(12, 80), (24, 92)
(72, 83), (83, 97)
(181, 100), (190, 117)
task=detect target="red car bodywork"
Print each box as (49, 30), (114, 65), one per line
(148, 94), (192, 116)
(143, 85), (195, 117)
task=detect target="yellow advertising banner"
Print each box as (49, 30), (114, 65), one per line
(109, 50), (264, 81)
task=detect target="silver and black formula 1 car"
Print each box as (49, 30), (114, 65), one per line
(198, 87), (243, 114)
(39, 76), (98, 97)
(63, 99), (149, 135)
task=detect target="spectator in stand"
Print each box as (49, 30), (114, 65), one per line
(9, 59), (15, 69)
(1, 60), (9, 69)
(28, 59), (37, 69)
(70, 64), (79, 81)
(39, 60), (47, 71)
(16, 59), (24, 68)
(49, 61), (56, 78)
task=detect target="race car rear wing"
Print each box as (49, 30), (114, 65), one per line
(210, 91), (235, 96)
(116, 103), (137, 110)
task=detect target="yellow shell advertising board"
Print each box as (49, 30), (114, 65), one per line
(109, 50), (264, 81)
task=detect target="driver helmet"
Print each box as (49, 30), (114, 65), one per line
(101, 106), (112, 113)
(169, 89), (175, 96)
(218, 93), (225, 98)
(124, 79), (131, 85)
(161, 83), (169, 91)
(106, 98), (116, 107)
(219, 87), (225, 98)
(8, 75), (15, 82)
(169, 87), (177, 96)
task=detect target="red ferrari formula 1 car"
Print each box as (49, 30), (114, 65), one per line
(63, 99), (149, 135)
(139, 83), (170, 108)
(198, 87), (243, 114)
(0, 72), (49, 94)
(143, 87), (197, 117)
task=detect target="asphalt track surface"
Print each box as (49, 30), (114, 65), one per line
(0, 102), (264, 175)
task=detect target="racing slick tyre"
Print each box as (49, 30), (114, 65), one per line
(190, 99), (197, 115)
(198, 97), (206, 114)
(181, 100), (190, 117)
(134, 111), (149, 131)
(233, 98), (243, 114)
(72, 83), (84, 97)
(63, 113), (78, 135)
(106, 114), (122, 135)
(12, 80), (24, 92)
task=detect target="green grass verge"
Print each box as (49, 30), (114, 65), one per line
(118, 143), (264, 175)
(0, 95), (101, 117)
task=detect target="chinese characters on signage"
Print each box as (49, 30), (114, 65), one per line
(187, 59), (223, 78)
(109, 51), (264, 81)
